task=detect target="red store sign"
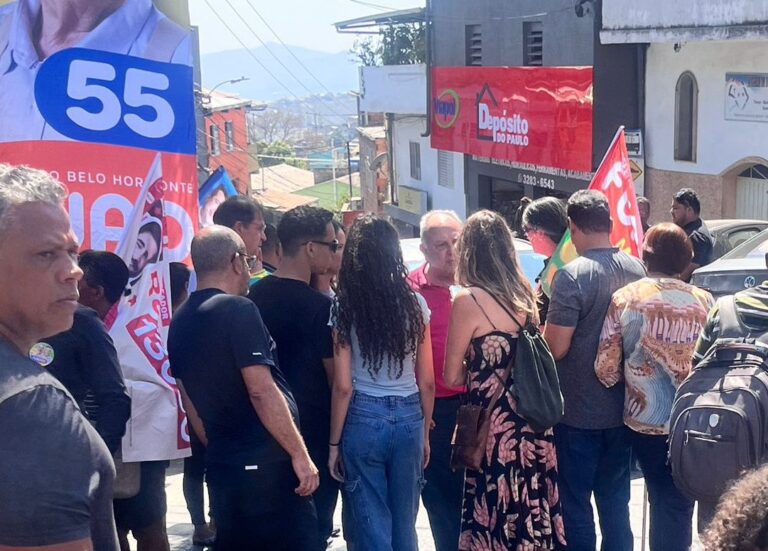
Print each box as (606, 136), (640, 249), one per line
(431, 66), (594, 173)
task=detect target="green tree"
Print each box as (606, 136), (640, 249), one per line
(350, 23), (426, 66)
(256, 140), (308, 169)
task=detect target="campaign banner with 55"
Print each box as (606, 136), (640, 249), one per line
(0, 0), (195, 462)
(431, 66), (594, 173)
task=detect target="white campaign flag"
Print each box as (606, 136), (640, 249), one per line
(110, 153), (190, 462)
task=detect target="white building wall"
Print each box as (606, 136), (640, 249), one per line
(603, 0), (768, 31)
(392, 117), (467, 218)
(645, 40), (768, 176)
(360, 65), (427, 115)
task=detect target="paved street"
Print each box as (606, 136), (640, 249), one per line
(137, 460), (704, 551)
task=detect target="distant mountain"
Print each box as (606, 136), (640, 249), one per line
(201, 43), (360, 103)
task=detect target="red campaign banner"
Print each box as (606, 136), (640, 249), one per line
(431, 66), (594, 173)
(0, 141), (197, 262)
(590, 128), (644, 257)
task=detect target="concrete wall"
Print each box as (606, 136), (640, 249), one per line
(360, 65), (427, 115)
(645, 41), (768, 176)
(432, 0), (595, 67)
(392, 117), (467, 217)
(603, 0), (768, 31)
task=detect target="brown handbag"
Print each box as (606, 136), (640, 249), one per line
(450, 359), (513, 471)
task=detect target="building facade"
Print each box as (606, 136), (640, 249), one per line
(602, 0), (768, 221)
(431, 0), (642, 220)
(203, 91), (253, 195)
(359, 64), (466, 235)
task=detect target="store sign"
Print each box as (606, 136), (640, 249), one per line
(398, 185), (428, 216)
(725, 73), (768, 122)
(432, 66), (594, 173)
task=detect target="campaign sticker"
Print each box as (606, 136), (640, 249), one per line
(29, 342), (55, 367)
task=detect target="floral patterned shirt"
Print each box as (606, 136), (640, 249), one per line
(595, 277), (714, 435)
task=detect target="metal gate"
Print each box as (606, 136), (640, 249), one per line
(736, 165), (768, 219)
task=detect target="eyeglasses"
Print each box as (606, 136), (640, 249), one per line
(304, 239), (342, 254)
(232, 251), (259, 271)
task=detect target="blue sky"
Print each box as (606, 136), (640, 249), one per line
(189, 0), (424, 55)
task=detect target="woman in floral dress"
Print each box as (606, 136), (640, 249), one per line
(444, 210), (566, 550)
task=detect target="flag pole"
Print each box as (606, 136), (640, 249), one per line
(591, 125), (625, 181)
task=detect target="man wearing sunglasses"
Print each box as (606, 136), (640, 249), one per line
(213, 195), (268, 286)
(248, 206), (343, 549)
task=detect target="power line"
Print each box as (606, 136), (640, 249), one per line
(244, 0), (349, 100)
(220, 0), (351, 121)
(201, 0), (344, 124)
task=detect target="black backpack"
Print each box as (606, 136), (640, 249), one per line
(668, 295), (768, 502)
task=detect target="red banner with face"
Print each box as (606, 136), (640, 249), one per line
(431, 66), (594, 173)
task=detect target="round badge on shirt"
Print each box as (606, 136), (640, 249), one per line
(29, 342), (55, 367)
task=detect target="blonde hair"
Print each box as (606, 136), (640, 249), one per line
(456, 210), (538, 323)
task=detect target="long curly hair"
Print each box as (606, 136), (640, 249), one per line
(334, 215), (425, 379)
(702, 464), (768, 550)
(456, 210), (538, 324)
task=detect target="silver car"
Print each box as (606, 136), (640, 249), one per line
(400, 238), (545, 286)
(692, 228), (768, 298)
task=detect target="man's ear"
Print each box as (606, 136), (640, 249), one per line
(79, 283), (104, 306)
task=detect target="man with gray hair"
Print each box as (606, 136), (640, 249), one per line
(0, 164), (119, 549)
(168, 225), (320, 550)
(408, 209), (465, 551)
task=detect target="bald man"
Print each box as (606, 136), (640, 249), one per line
(168, 225), (320, 551)
(408, 210), (465, 551)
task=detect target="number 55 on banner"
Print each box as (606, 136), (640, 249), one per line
(35, 48), (195, 154)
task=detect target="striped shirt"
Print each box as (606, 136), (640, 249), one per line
(596, 277), (714, 434)
(693, 282), (768, 364)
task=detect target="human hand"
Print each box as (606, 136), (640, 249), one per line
(423, 440), (431, 469)
(328, 445), (345, 483)
(292, 453), (320, 496)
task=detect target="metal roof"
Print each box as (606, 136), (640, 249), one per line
(335, 7), (425, 34)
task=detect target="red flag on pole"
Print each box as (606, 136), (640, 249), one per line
(541, 127), (644, 296)
(589, 127), (644, 257)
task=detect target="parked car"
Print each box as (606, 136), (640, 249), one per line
(691, 227), (768, 298)
(707, 219), (768, 262)
(400, 238), (545, 286)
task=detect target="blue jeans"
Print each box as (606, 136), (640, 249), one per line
(422, 395), (465, 551)
(631, 431), (693, 551)
(342, 392), (425, 551)
(553, 424), (633, 551)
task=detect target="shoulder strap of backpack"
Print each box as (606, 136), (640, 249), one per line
(717, 295), (746, 339)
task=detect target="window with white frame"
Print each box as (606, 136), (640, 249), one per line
(674, 72), (698, 162)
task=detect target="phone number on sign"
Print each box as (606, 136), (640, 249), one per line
(518, 173), (555, 189)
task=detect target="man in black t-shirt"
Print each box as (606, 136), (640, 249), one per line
(169, 225), (320, 551)
(248, 206), (338, 546)
(671, 188), (714, 281)
(0, 164), (118, 550)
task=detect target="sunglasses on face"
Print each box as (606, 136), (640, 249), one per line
(304, 239), (342, 254)
(232, 251), (259, 271)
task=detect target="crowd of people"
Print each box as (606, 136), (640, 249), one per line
(4, 161), (768, 551)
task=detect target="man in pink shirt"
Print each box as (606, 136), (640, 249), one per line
(408, 210), (464, 551)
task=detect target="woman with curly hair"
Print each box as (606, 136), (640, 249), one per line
(703, 463), (768, 550)
(328, 215), (435, 551)
(444, 210), (566, 550)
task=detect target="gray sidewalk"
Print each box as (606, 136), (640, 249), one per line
(150, 460), (703, 551)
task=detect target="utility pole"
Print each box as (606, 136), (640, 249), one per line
(331, 136), (337, 207)
(347, 141), (353, 198)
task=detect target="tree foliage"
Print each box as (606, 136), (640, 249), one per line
(248, 109), (304, 144)
(350, 23), (426, 67)
(256, 140), (307, 169)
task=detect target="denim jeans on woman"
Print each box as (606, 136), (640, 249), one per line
(342, 392), (425, 551)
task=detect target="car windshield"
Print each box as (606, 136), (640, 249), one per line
(720, 229), (768, 260)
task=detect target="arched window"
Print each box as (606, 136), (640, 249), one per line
(675, 72), (698, 162)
